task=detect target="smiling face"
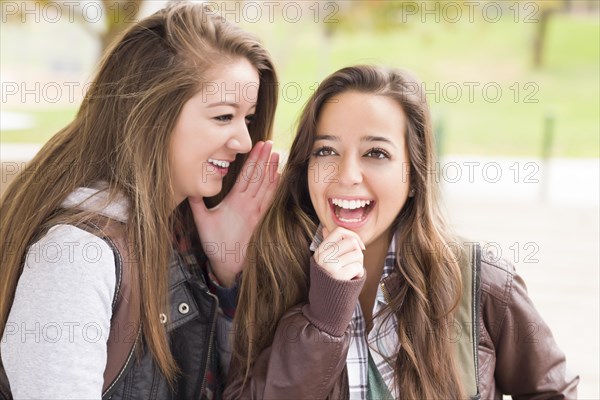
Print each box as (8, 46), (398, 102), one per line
(169, 58), (259, 205)
(308, 91), (411, 248)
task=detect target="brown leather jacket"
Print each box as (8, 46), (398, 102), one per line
(225, 251), (579, 399)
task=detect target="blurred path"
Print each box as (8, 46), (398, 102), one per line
(442, 156), (599, 399)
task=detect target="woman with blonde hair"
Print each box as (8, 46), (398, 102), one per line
(0, 2), (278, 398)
(226, 65), (578, 399)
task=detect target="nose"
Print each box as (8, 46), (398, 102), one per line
(227, 121), (253, 154)
(337, 155), (362, 186)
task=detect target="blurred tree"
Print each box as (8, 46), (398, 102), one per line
(532, 0), (567, 69)
(326, 1), (492, 34)
(98, 0), (143, 51)
(325, 0), (413, 34)
(322, 0), (577, 70)
(0, 0), (143, 54)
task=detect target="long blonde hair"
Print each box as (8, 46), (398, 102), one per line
(232, 65), (464, 398)
(0, 2), (278, 383)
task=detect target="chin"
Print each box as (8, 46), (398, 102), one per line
(198, 185), (223, 198)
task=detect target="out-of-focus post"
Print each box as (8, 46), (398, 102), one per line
(540, 111), (555, 202)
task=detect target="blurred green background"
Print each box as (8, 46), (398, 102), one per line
(1, 2), (599, 396)
(1, 0), (599, 159)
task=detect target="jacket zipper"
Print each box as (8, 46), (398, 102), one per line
(471, 245), (480, 396)
(199, 290), (219, 399)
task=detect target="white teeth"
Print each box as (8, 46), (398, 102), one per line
(331, 198), (372, 210)
(338, 217), (363, 223)
(207, 158), (230, 168)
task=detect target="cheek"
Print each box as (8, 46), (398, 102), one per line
(373, 175), (408, 218)
(307, 163), (327, 214)
(381, 190), (408, 223)
(167, 138), (180, 175)
(307, 171), (319, 207)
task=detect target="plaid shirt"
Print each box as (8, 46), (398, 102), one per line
(311, 228), (399, 399)
(347, 237), (399, 399)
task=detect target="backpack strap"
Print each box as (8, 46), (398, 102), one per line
(455, 242), (482, 400)
(0, 366), (10, 400)
(76, 217), (141, 399)
(0, 214), (141, 400)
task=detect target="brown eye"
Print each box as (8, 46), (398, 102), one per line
(214, 114), (233, 122)
(365, 147), (390, 159)
(312, 146), (337, 157)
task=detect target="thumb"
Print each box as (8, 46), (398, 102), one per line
(322, 226), (330, 238)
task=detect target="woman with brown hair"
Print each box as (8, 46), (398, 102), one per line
(0, 2), (278, 399)
(226, 65), (578, 399)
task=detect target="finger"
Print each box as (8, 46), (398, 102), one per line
(237, 141), (265, 193)
(268, 151), (280, 184)
(332, 263), (364, 281)
(321, 252), (363, 273)
(247, 141), (273, 198)
(316, 252), (362, 278)
(325, 227), (365, 251)
(257, 171), (280, 213)
(315, 240), (362, 267)
(318, 237), (362, 260)
(255, 151), (280, 206)
(338, 229), (365, 251)
(245, 140), (273, 197)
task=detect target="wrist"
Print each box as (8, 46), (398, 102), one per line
(303, 257), (365, 336)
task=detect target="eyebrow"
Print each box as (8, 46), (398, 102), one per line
(314, 134), (397, 148)
(207, 101), (257, 109)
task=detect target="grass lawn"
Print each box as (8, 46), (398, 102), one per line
(1, 108), (77, 143)
(2, 12), (598, 158)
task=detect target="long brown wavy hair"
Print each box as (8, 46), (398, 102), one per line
(232, 65), (464, 398)
(0, 2), (277, 383)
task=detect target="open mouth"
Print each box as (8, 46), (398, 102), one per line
(207, 158), (231, 169)
(329, 197), (375, 224)
(207, 158), (232, 176)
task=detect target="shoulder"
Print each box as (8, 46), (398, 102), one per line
(21, 224), (117, 303)
(2, 225), (120, 398)
(478, 248), (517, 305)
(26, 223), (117, 266)
(475, 244), (537, 346)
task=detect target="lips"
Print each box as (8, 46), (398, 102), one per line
(207, 158), (232, 168)
(206, 158), (234, 177)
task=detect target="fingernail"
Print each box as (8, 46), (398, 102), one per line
(359, 240), (365, 251)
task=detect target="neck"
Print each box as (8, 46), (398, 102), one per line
(364, 229), (393, 276)
(359, 229), (393, 332)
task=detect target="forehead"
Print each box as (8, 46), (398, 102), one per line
(200, 58), (260, 104)
(316, 91), (406, 141)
